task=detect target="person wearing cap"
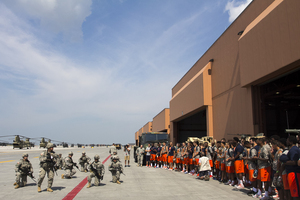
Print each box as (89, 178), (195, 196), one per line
(78, 151), (91, 172)
(14, 153), (33, 189)
(37, 143), (57, 193)
(61, 151), (76, 179)
(109, 155), (123, 184)
(87, 154), (105, 188)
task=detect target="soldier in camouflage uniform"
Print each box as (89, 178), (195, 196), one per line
(57, 154), (64, 170)
(87, 154), (105, 188)
(61, 151), (77, 179)
(135, 145), (144, 167)
(78, 151), (91, 172)
(108, 155), (123, 184)
(14, 153), (33, 189)
(37, 143), (58, 192)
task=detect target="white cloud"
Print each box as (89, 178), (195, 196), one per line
(0, 3), (172, 143)
(1, 0), (92, 41)
(225, 0), (252, 23)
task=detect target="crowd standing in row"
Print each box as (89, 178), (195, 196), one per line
(14, 143), (124, 192)
(136, 135), (300, 200)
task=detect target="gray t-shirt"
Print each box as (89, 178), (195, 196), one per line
(216, 147), (222, 162)
(281, 148), (289, 175)
(194, 146), (200, 159)
(176, 147), (181, 158)
(225, 148), (234, 166)
(220, 147), (226, 163)
(272, 148), (283, 171)
(206, 147), (212, 160)
(258, 144), (271, 169)
(248, 147), (258, 170)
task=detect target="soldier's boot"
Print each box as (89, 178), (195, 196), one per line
(13, 182), (17, 186)
(87, 183), (91, 188)
(14, 184), (20, 189)
(85, 170), (87, 173)
(37, 186), (42, 193)
(47, 187), (53, 192)
(61, 174), (64, 179)
(116, 180), (121, 184)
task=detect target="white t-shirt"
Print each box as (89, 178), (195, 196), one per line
(124, 147), (131, 156)
(198, 156), (211, 171)
(146, 147), (151, 156)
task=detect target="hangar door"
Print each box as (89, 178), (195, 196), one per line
(176, 110), (207, 143)
(253, 68), (300, 137)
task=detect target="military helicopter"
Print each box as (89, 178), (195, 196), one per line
(39, 137), (47, 148)
(12, 135), (34, 149)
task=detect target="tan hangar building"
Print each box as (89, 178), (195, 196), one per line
(136, 0), (300, 144)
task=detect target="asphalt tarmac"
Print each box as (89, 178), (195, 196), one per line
(0, 146), (256, 200)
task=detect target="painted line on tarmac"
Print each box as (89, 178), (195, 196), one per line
(62, 154), (111, 200)
(0, 160), (15, 163)
(34, 156), (39, 158)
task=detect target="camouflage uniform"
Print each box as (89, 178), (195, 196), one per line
(37, 143), (58, 192)
(87, 155), (105, 188)
(14, 153), (33, 188)
(135, 146), (144, 166)
(62, 152), (76, 179)
(57, 154), (64, 169)
(78, 152), (91, 172)
(109, 156), (123, 184)
(110, 146), (118, 161)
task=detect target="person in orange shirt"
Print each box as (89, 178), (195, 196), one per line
(219, 142), (226, 182)
(228, 139), (245, 189)
(174, 143), (182, 171)
(214, 141), (221, 180)
(245, 138), (260, 196)
(253, 138), (272, 199)
(167, 142), (175, 170)
(186, 142), (194, 174)
(156, 142), (162, 168)
(150, 143), (157, 167)
(224, 141), (235, 186)
(278, 138), (291, 200)
(181, 143), (188, 173)
(160, 142), (168, 169)
(281, 136), (300, 200)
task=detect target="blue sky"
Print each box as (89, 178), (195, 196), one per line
(0, 0), (252, 145)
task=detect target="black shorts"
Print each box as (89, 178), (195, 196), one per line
(146, 155), (150, 161)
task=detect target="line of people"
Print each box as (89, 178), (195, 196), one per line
(136, 135), (300, 200)
(14, 143), (124, 192)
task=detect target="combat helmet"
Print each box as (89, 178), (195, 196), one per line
(68, 151), (73, 156)
(82, 151), (86, 154)
(94, 154), (100, 160)
(46, 143), (54, 149)
(22, 153), (28, 158)
(112, 155), (119, 160)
